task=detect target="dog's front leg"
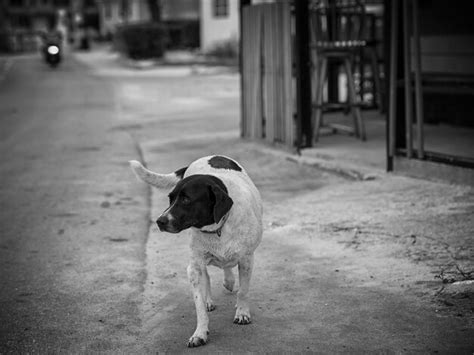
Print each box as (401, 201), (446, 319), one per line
(223, 267), (235, 292)
(234, 254), (254, 325)
(203, 267), (215, 311)
(187, 260), (209, 347)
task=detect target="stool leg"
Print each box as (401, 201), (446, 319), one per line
(310, 51), (318, 142)
(314, 57), (327, 142)
(344, 57), (366, 141)
(369, 48), (383, 112)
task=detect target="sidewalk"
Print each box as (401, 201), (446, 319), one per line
(73, 44), (237, 78)
(136, 133), (474, 353)
(75, 47), (474, 352)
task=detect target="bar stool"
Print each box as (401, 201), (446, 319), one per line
(357, 9), (384, 112)
(310, 0), (369, 141)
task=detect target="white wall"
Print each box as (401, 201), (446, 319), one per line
(200, 0), (239, 52)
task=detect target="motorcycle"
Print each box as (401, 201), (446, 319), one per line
(44, 42), (61, 67)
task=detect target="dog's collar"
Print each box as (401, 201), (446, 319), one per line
(199, 213), (229, 237)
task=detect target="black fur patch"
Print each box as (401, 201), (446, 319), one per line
(174, 167), (187, 179)
(208, 156), (242, 172)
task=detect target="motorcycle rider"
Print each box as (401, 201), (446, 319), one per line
(41, 22), (62, 58)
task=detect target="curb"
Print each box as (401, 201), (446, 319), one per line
(118, 56), (236, 76)
(443, 280), (474, 292)
(72, 49), (238, 77)
(138, 133), (384, 182)
(247, 141), (384, 181)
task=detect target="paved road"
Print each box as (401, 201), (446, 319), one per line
(0, 54), (149, 353)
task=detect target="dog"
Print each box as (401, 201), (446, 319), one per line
(129, 155), (263, 347)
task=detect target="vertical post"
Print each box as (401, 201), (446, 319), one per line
(395, 2), (407, 153)
(402, 0), (413, 158)
(387, 0), (398, 170)
(294, 0), (312, 149)
(327, 0), (339, 104)
(239, 0), (251, 138)
(412, 0), (424, 159)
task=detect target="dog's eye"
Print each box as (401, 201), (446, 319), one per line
(181, 196), (191, 205)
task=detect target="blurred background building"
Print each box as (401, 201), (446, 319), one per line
(0, 0), (239, 53)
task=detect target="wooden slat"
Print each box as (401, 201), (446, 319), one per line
(242, 6), (251, 138)
(281, 2), (294, 147)
(243, 5), (251, 138)
(241, 3), (294, 146)
(275, 3), (283, 142)
(263, 3), (274, 142)
(402, 0), (413, 158)
(242, 5), (262, 139)
(254, 6), (263, 139)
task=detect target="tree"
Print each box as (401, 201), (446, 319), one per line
(146, 0), (162, 22)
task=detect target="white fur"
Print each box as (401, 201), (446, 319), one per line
(129, 160), (180, 190)
(130, 155), (263, 347)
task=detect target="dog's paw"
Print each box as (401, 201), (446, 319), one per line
(206, 300), (216, 312)
(187, 331), (209, 348)
(233, 307), (251, 325)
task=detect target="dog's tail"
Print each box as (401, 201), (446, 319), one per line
(129, 160), (186, 190)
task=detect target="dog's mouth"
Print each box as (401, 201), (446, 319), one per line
(157, 223), (181, 234)
(157, 220), (193, 234)
(158, 223), (197, 234)
(156, 213), (198, 234)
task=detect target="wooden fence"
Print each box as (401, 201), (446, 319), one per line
(241, 3), (295, 148)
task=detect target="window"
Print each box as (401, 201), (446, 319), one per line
(213, 0), (228, 18)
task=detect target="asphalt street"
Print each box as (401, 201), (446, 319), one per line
(0, 51), (473, 353)
(0, 54), (149, 353)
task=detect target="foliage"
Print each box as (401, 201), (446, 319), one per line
(205, 38), (239, 60)
(0, 31), (12, 53)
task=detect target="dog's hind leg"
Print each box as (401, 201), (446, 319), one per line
(187, 261), (209, 347)
(203, 267), (215, 311)
(234, 254), (254, 325)
(223, 267), (235, 292)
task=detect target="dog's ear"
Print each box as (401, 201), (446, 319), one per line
(209, 183), (233, 224)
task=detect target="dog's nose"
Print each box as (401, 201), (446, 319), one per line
(156, 215), (168, 230)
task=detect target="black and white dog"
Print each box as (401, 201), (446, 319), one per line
(129, 155), (263, 347)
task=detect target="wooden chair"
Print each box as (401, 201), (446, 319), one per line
(310, 0), (370, 141)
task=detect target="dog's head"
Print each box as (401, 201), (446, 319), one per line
(156, 174), (233, 234)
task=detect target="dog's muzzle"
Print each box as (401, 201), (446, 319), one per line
(156, 215), (169, 231)
(156, 214), (181, 233)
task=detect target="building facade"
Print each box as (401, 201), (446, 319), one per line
(200, 0), (239, 52)
(98, 0), (150, 38)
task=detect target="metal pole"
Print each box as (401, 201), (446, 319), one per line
(402, 0), (413, 158)
(412, 0), (425, 159)
(388, 0), (398, 161)
(294, 0), (312, 149)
